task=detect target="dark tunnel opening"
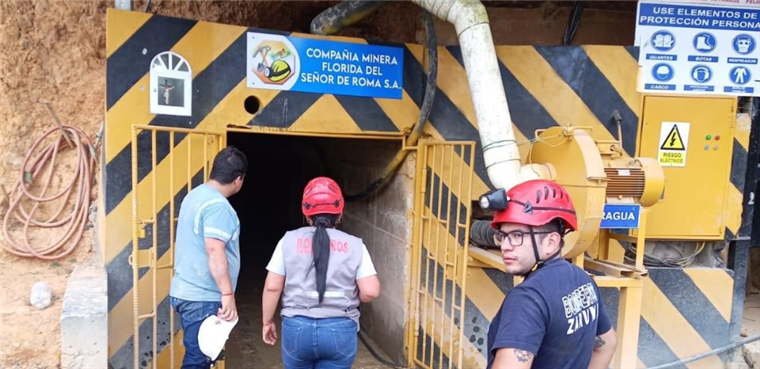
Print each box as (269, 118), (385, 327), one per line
(223, 131), (405, 368)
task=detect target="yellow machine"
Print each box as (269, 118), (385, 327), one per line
(101, 2), (754, 368)
(469, 124), (666, 368)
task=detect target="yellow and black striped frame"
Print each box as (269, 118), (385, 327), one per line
(103, 8), (755, 369)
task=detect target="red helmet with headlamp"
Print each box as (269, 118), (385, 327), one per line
(480, 180), (577, 272)
(486, 179), (577, 232)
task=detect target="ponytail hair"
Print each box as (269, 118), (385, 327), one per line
(311, 213), (338, 304)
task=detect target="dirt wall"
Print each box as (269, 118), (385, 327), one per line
(1, 2), (108, 367)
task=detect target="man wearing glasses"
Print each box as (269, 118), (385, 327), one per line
(484, 180), (617, 369)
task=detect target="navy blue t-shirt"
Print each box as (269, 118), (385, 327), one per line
(486, 257), (612, 369)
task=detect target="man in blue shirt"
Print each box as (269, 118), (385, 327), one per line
(484, 180), (617, 369)
(169, 146), (247, 369)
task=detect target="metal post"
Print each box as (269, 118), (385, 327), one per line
(131, 126), (140, 369)
(408, 141), (426, 368)
(742, 98), (760, 246)
(729, 96), (760, 341)
(613, 281), (644, 369)
(151, 130), (158, 369)
(169, 131), (176, 369)
(635, 209), (648, 271)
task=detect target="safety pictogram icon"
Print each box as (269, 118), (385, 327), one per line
(660, 124), (685, 150)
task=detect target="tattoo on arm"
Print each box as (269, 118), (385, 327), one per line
(594, 336), (606, 348)
(514, 349), (534, 363)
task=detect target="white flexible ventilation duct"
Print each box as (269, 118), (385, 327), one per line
(410, 0), (548, 190)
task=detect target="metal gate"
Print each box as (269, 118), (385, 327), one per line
(409, 140), (476, 369)
(129, 125), (225, 369)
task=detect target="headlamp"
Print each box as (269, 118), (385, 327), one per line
(478, 189), (509, 210)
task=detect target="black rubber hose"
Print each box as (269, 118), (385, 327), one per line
(645, 333), (760, 369)
(311, 0), (388, 35)
(345, 10), (437, 202)
(358, 329), (408, 369)
(470, 220), (498, 248)
(562, 1), (584, 45)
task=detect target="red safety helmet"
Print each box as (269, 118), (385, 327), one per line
(490, 179), (577, 233)
(302, 177), (344, 218)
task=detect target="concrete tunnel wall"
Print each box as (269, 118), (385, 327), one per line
(316, 137), (414, 363)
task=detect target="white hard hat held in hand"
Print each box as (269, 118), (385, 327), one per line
(198, 315), (238, 361)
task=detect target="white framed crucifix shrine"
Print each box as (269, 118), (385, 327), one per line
(150, 51), (192, 116)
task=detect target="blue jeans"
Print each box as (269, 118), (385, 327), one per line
(280, 316), (358, 369)
(170, 297), (223, 369)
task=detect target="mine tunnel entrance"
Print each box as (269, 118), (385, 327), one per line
(224, 131), (408, 368)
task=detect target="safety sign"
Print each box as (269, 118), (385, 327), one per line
(657, 122), (690, 167)
(600, 204), (641, 229)
(246, 32), (404, 99)
(653, 63), (676, 82)
(691, 64), (713, 85)
(693, 32), (717, 53)
(635, 0), (760, 96)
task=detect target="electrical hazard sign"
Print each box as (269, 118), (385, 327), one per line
(660, 125), (685, 150)
(657, 122), (690, 167)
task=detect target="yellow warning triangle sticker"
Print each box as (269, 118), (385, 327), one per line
(660, 125), (685, 150)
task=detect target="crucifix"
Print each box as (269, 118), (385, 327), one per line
(159, 81), (175, 105)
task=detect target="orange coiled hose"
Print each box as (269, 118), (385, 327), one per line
(1, 125), (96, 260)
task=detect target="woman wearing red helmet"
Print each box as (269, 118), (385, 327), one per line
(485, 180), (617, 369)
(260, 177), (381, 369)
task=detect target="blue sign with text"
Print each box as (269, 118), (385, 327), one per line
(635, 0), (760, 97)
(638, 3), (760, 31)
(246, 32), (404, 99)
(600, 204), (641, 229)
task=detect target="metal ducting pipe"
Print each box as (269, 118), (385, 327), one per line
(311, 1), (388, 35)
(470, 220), (498, 248)
(409, 0), (552, 190)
